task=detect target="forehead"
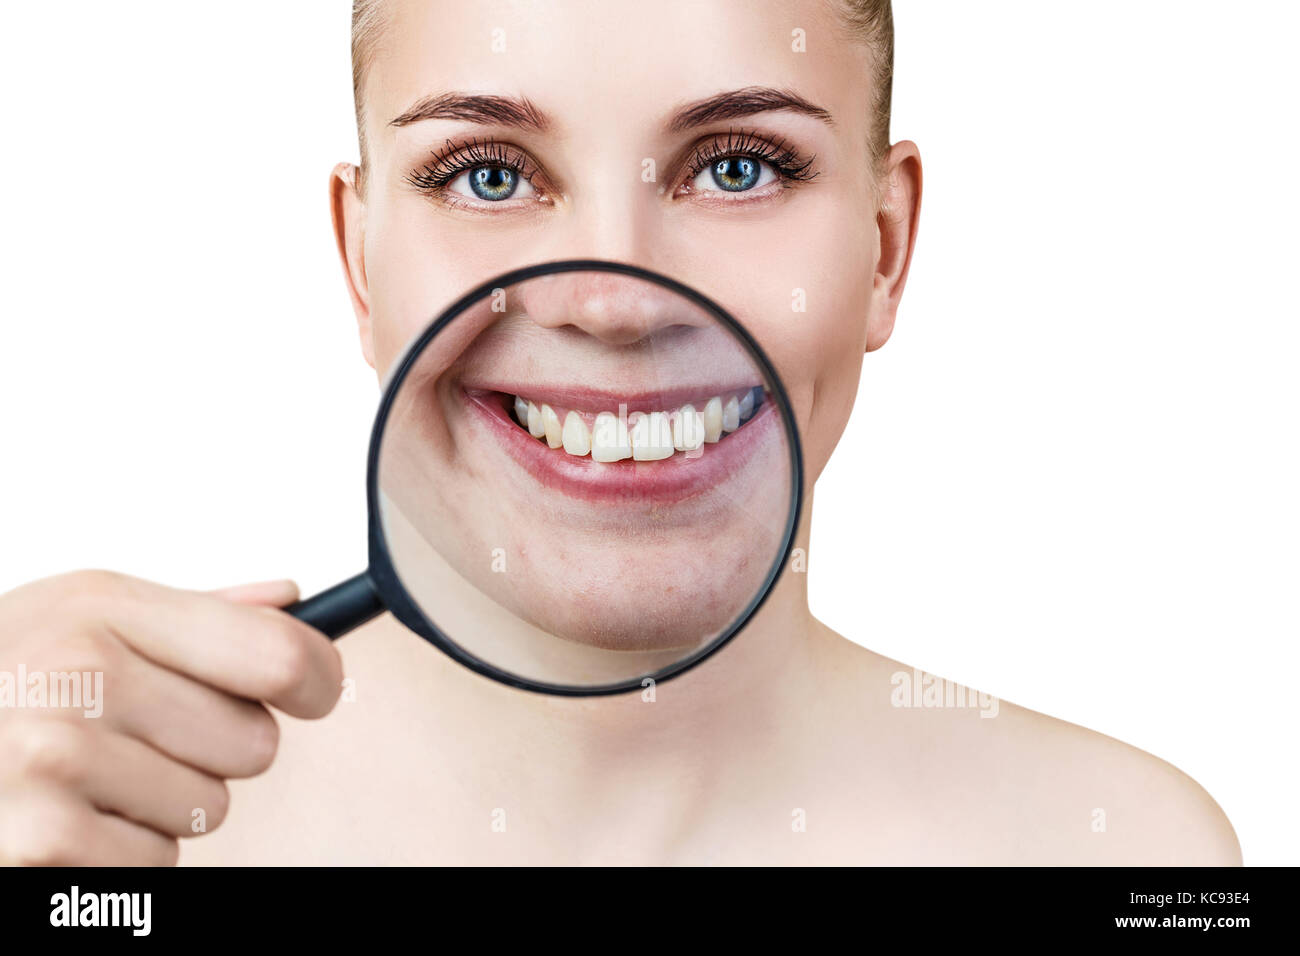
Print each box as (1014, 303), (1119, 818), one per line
(365, 0), (874, 145)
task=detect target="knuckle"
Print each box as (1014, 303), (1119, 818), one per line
(5, 800), (85, 866)
(3, 721), (88, 786)
(30, 629), (118, 677)
(61, 568), (130, 603)
(3, 571), (130, 644)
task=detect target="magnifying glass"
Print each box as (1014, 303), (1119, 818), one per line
(283, 259), (802, 696)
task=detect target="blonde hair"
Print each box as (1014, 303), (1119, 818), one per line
(349, 0), (894, 188)
(837, 0), (894, 172)
(350, 0), (389, 195)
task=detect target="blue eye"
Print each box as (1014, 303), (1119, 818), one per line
(470, 166), (517, 200)
(447, 163), (535, 202)
(711, 157), (759, 191)
(691, 154), (778, 195)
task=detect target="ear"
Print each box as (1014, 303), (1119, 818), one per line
(865, 140), (922, 352)
(329, 161), (375, 368)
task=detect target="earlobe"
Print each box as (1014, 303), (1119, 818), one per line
(329, 161), (375, 368)
(865, 140), (923, 353)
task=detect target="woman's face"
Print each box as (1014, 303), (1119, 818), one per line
(336, 0), (907, 668)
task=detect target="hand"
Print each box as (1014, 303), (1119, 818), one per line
(0, 571), (343, 865)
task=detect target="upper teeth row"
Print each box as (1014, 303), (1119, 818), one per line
(512, 390), (758, 462)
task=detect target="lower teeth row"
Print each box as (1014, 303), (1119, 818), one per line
(511, 389), (761, 462)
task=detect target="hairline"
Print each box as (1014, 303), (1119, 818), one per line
(349, 0), (893, 197)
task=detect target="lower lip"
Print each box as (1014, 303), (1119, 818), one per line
(462, 389), (779, 505)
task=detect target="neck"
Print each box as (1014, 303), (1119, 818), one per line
(370, 494), (824, 779)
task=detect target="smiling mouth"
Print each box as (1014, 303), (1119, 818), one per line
(460, 383), (778, 506)
(504, 387), (765, 462)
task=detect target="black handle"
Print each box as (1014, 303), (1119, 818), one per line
(284, 571), (385, 639)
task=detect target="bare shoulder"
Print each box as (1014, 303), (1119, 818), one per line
(819, 623), (1242, 866)
(986, 697), (1242, 865)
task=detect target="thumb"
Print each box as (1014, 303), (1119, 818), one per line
(207, 578), (300, 607)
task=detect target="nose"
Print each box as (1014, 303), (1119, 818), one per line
(513, 270), (703, 346)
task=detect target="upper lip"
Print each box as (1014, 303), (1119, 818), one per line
(461, 382), (761, 413)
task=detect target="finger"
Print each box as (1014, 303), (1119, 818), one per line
(90, 572), (343, 719)
(114, 652), (280, 779)
(0, 786), (178, 866)
(0, 719), (228, 838)
(86, 733), (231, 838)
(208, 579), (300, 607)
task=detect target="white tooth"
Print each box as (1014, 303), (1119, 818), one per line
(673, 404), (705, 451)
(738, 389), (754, 419)
(514, 395), (529, 425)
(654, 411), (677, 453)
(722, 396), (740, 432)
(591, 411), (632, 462)
(562, 411), (590, 456)
(702, 396), (724, 443)
(541, 404), (563, 448)
(631, 411), (674, 461)
(526, 402), (546, 439)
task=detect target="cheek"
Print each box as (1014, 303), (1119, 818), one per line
(362, 199), (542, 377)
(365, 225), (448, 377)
(790, 285), (873, 484)
(666, 206), (875, 486)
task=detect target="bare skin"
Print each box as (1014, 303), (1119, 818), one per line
(1, 0), (1242, 866)
(184, 0), (1240, 866)
(181, 508), (1239, 865)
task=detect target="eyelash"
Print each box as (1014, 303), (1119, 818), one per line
(404, 128), (819, 207)
(405, 137), (540, 195)
(680, 128), (819, 191)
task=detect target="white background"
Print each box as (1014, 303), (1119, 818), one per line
(1, 2), (1295, 864)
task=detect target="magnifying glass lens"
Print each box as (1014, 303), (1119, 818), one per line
(373, 266), (798, 691)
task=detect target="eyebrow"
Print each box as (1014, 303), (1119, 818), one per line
(390, 86), (833, 137)
(389, 93), (550, 131)
(666, 86), (834, 132)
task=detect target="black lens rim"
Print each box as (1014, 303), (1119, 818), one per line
(364, 259), (804, 697)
